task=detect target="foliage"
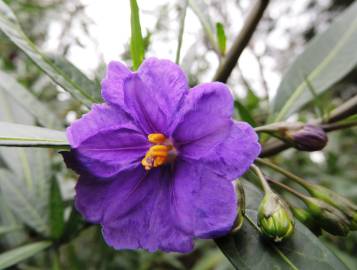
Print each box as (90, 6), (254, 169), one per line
(0, 0), (356, 269)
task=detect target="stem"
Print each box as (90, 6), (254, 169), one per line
(213, 0), (270, 82)
(175, 0), (188, 64)
(250, 164), (271, 193)
(255, 158), (310, 189)
(327, 95), (357, 123)
(267, 178), (308, 201)
(260, 97), (357, 157)
(188, 0), (218, 52)
(321, 120), (357, 132)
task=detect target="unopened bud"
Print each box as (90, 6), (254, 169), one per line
(305, 184), (357, 230)
(258, 192), (294, 242)
(304, 197), (350, 236)
(283, 124), (328, 151)
(291, 207), (322, 236)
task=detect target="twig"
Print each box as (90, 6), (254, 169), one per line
(175, 0), (188, 64)
(260, 95), (357, 157)
(213, 0), (270, 82)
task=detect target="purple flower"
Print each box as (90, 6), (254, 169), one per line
(62, 58), (260, 253)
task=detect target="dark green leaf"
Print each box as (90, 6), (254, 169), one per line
(49, 177), (65, 240)
(0, 122), (68, 147)
(130, 0), (145, 70)
(272, 2), (357, 121)
(0, 71), (61, 129)
(234, 100), (257, 127)
(0, 0), (98, 106)
(216, 22), (226, 55)
(0, 241), (51, 269)
(215, 181), (348, 270)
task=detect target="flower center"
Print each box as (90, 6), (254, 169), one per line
(141, 133), (176, 171)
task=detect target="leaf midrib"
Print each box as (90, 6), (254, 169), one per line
(274, 14), (357, 122)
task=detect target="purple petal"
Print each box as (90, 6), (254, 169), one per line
(123, 58), (189, 134)
(102, 167), (194, 252)
(173, 160), (237, 239)
(74, 166), (146, 223)
(66, 104), (149, 177)
(203, 121), (261, 180)
(172, 82), (233, 159)
(101, 61), (131, 107)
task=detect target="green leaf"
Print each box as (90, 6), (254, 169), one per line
(272, 2), (357, 122)
(0, 169), (49, 233)
(0, 0), (98, 106)
(0, 226), (21, 236)
(0, 71), (61, 129)
(234, 100), (257, 127)
(0, 122), (68, 147)
(0, 91), (53, 235)
(130, 0), (145, 70)
(0, 241), (51, 270)
(49, 57), (102, 103)
(49, 177), (65, 240)
(216, 22), (226, 55)
(215, 181), (349, 270)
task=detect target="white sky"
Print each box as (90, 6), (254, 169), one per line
(44, 0), (329, 99)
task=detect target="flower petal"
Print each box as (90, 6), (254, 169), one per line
(101, 61), (131, 107)
(102, 167), (193, 252)
(74, 166), (146, 223)
(123, 58), (189, 134)
(66, 104), (149, 177)
(172, 82), (233, 159)
(173, 159), (237, 239)
(203, 121), (261, 180)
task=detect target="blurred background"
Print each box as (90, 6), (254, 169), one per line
(0, 0), (356, 269)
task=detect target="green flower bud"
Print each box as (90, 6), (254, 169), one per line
(258, 192), (295, 242)
(291, 207), (322, 236)
(304, 197), (350, 236)
(231, 181), (245, 233)
(305, 184), (357, 230)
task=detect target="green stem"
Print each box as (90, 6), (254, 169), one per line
(175, 0), (188, 64)
(250, 164), (271, 193)
(256, 158), (311, 189)
(267, 178), (308, 202)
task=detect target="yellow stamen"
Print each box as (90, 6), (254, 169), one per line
(141, 145), (170, 170)
(148, 133), (166, 144)
(142, 133), (176, 171)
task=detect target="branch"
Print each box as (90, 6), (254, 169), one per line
(213, 0), (270, 82)
(260, 96), (357, 157)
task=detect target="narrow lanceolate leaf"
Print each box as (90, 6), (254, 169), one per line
(215, 181), (348, 270)
(0, 122), (68, 147)
(0, 71), (61, 129)
(49, 177), (65, 240)
(0, 1), (99, 106)
(216, 22), (226, 55)
(0, 241), (52, 270)
(272, 1), (357, 122)
(130, 0), (145, 70)
(0, 226), (21, 236)
(0, 169), (49, 233)
(188, 0), (217, 51)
